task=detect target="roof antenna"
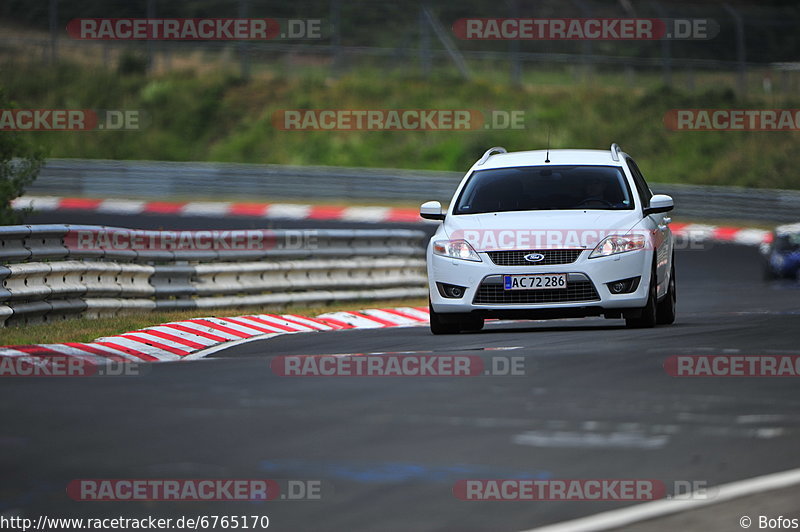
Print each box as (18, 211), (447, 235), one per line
(545, 128), (551, 163)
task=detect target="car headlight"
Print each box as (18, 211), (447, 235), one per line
(589, 234), (646, 258)
(432, 239), (482, 262)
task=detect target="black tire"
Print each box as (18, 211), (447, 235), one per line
(656, 260), (676, 325)
(764, 265), (777, 281)
(626, 263), (657, 329)
(429, 301), (461, 335)
(460, 316), (484, 332)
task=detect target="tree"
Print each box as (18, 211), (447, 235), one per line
(0, 88), (45, 225)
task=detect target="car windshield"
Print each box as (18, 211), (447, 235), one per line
(774, 233), (800, 252)
(453, 165), (634, 215)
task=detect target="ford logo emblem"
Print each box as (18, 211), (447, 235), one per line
(523, 253), (546, 262)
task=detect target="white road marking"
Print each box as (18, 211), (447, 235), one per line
(522, 466), (800, 532)
(83, 342), (155, 362)
(512, 430), (669, 450)
(361, 308), (419, 325)
(733, 228), (770, 245)
(0, 348), (36, 357)
(43, 344), (113, 362)
(279, 314), (335, 330)
(195, 317), (266, 336)
(316, 311), (388, 328)
(145, 325), (219, 346)
(249, 315), (315, 331)
(11, 195), (60, 211)
(92, 337), (182, 361)
(265, 204), (311, 219)
(98, 199), (146, 213)
(341, 206), (391, 222)
(392, 307), (431, 321)
(173, 321), (244, 340)
(181, 202), (232, 216)
(736, 414), (787, 424)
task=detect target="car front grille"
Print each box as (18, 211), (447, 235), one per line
(473, 279), (600, 304)
(486, 249), (583, 266)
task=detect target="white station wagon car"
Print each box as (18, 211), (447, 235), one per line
(421, 144), (676, 334)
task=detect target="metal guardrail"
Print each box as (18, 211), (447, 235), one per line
(28, 159), (462, 202)
(0, 225), (428, 327)
(28, 159), (800, 223)
(651, 183), (800, 224)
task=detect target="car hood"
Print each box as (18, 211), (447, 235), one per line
(443, 210), (643, 251)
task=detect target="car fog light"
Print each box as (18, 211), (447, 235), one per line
(437, 282), (467, 299)
(606, 276), (640, 295)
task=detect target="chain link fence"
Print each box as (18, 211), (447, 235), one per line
(3, 0), (800, 95)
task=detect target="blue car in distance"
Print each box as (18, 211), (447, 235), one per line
(761, 223), (800, 281)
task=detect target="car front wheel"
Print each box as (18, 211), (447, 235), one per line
(626, 263), (658, 329)
(656, 260), (676, 325)
(429, 301), (461, 335)
(459, 316), (484, 332)
(429, 301), (484, 335)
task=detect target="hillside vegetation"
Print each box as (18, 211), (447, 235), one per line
(3, 60), (800, 189)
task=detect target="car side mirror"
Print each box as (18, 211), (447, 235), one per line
(420, 200), (445, 221)
(644, 194), (674, 215)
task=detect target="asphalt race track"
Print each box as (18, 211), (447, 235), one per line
(3, 212), (800, 531)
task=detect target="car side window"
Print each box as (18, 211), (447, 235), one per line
(626, 158), (652, 209)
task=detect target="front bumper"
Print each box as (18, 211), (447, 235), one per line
(428, 247), (653, 317)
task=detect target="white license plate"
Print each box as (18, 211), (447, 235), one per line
(504, 274), (567, 290)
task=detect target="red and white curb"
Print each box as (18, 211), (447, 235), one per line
(669, 222), (770, 246)
(13, 196), (426, 224)
(14, 196), (772, 244)
(0, 306), (431, 363)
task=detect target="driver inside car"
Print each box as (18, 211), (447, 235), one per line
(583, 178), (607, 203)
(580, 177), (626, 208)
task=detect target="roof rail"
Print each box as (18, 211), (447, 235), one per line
(477, 146), (507, 166)
(610, 143), (622, 161)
